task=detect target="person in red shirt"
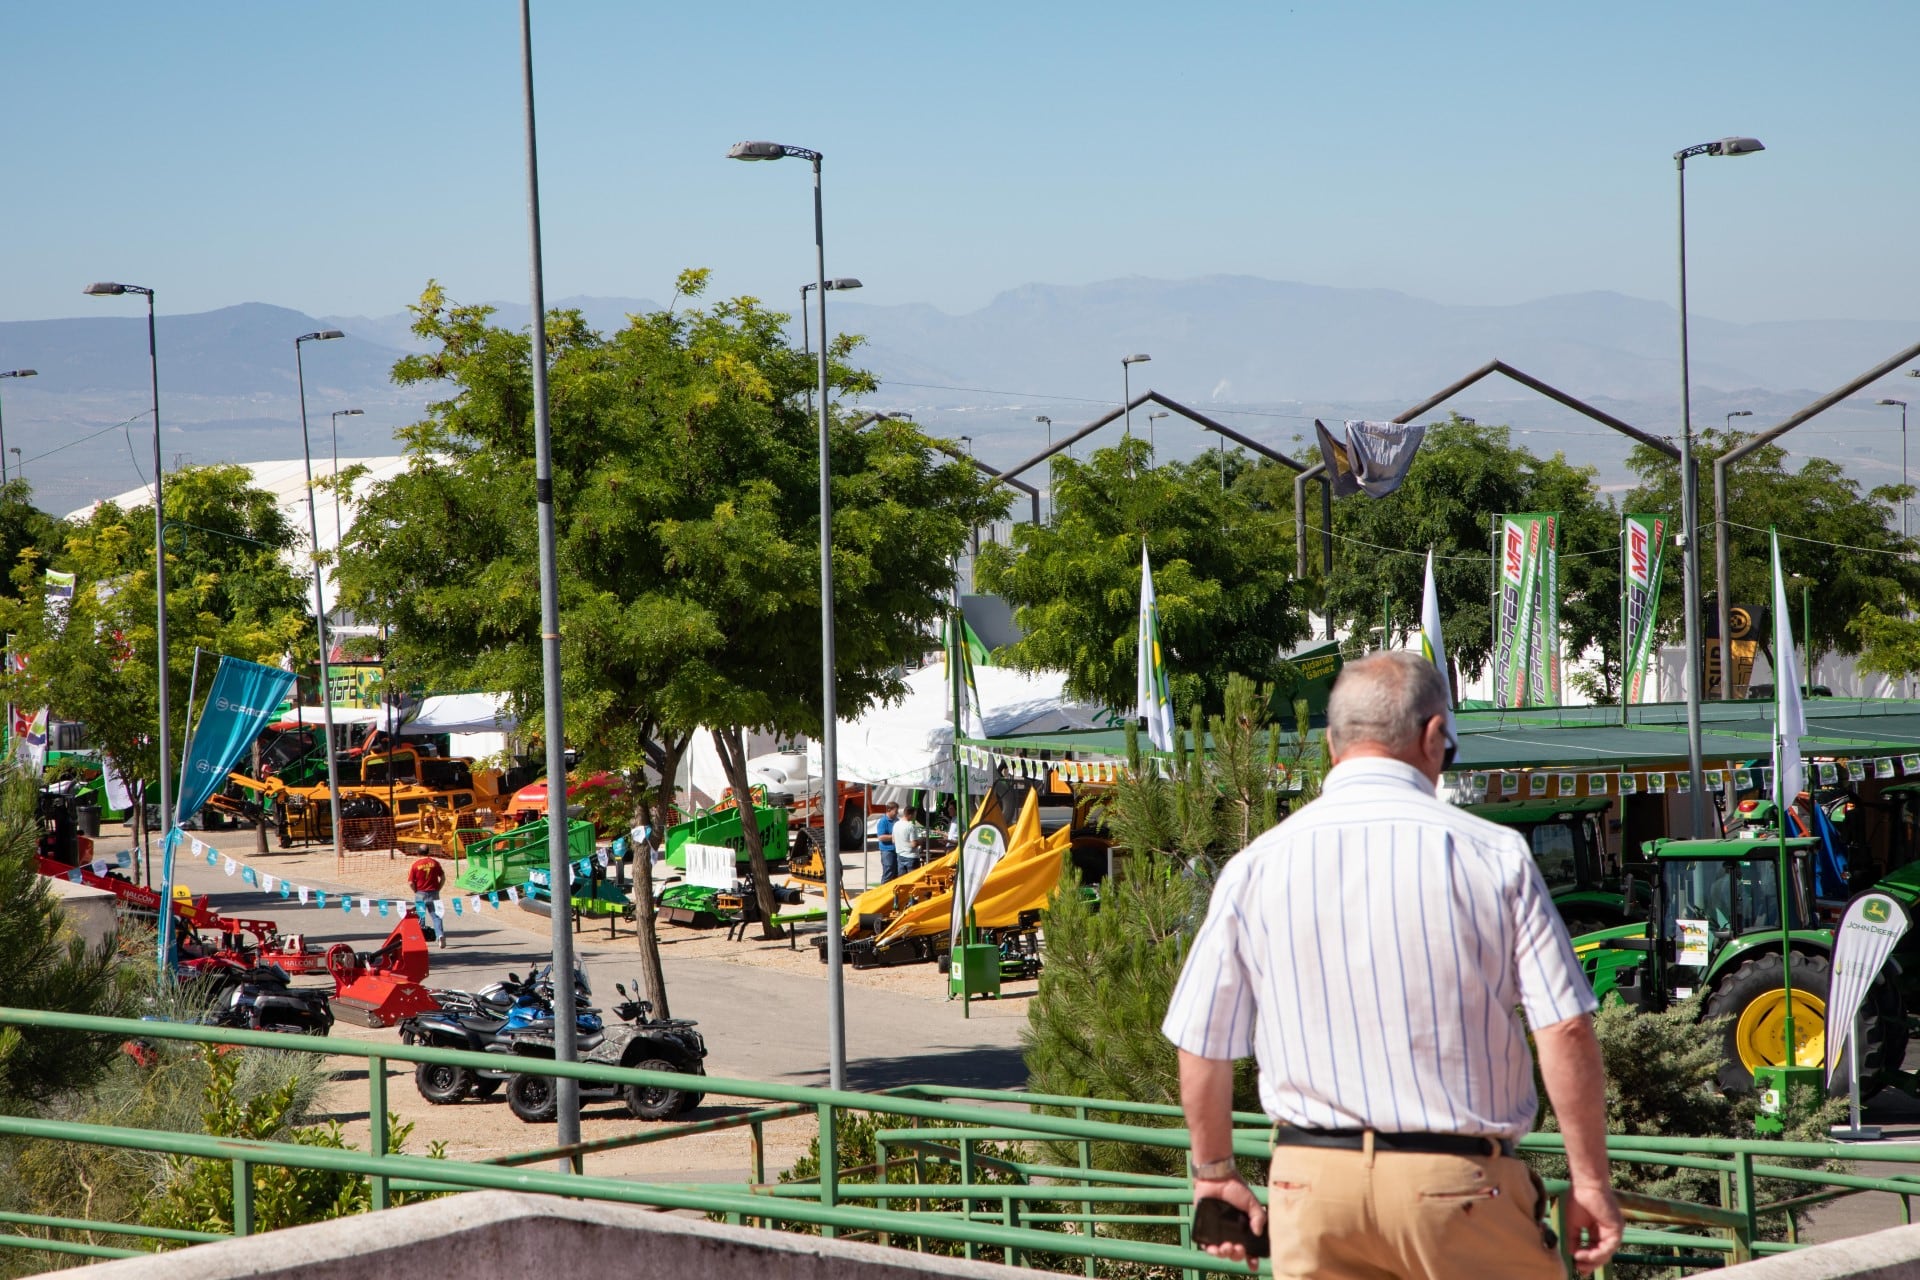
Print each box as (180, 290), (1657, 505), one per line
(408, 856), (447, 948)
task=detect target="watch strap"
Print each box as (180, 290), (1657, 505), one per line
(1191, 1157), (1239, 1180)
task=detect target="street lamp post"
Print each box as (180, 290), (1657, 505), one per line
(295, 331), (347, 865)
(1878, 399), (1910, 538)
(329, 409), (364, 551)
(7, 449), (18, 480)
(729, 137), (849, 1091)
(1677, 135), (1764, 825)
(1726, 409), (1752, 433)
(1121, 354), (1151, 436)
(1146, 410), (1168, 453)
(0, 369), (37, 485)
(1034, 416), (1052, 522)
(83, 282), (172, 849)
(800, 279), (861, 417)
(521, 0), (583, 1152)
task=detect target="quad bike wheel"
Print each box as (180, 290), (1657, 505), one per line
(414, 1059), (473, 1105)
(622, 1056), (702, 1120)
(506, 1070), (558, 1123)
(1703, 950), (1901, 1096)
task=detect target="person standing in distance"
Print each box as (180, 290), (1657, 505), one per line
(875, 803), (900, 884)
(408, 855), (447, 949)
(1163, 651), (1621, 1278)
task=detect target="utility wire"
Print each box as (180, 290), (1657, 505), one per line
(1724, 519), (1914, 562)
(18, 410), (151, 470)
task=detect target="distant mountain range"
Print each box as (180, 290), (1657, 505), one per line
(4, 277), (1915, 515)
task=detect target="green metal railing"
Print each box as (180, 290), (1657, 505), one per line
(0, 1006), (1909, 1276)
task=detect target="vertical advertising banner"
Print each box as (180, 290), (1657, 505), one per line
(1622, 514), (1667, 704)
(1497, 513), (1560, 707)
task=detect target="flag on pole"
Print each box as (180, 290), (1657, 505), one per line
(947, 612), (985, 740)
(1136, 543), (1176, 752)
(1418, 549), (1457, 745)
(1771, 531), (1806, 806)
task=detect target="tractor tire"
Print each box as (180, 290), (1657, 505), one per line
(839, 807), (866, 855)
(506, 1070), (558, 1123)
(1703, 950), (1900, 1096)
(414, 1060), (473, 1105)
(276, 806), (293, 850)
(622, 1055), (700, 1120)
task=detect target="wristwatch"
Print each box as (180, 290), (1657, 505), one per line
(1191, 1157), (1239, 1181)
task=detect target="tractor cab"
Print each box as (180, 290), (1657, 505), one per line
(1465, 796), (1627, 932)
(1651, 837), (1817, 992)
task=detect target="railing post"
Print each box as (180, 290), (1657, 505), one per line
(230, 1158), (253, 1237)
(368, 1053), (390, 1211)
(818, 1103), (838, 1240)
(1076, 1104), (1096, 1278)
(876, 1138), (892, 1248)
(1734, 1149), (1756, 1263)
(1005, 1193), (1021, 1267)
(961, 1137), (978, 1261)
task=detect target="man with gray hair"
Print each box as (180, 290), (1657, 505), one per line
(1163, 651), (1620, 1277)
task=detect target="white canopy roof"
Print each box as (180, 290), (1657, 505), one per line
(400, 692), (517, 736)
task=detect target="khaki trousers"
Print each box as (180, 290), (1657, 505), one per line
(1265, 1140), (1564, 1280)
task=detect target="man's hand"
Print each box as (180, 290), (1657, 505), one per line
(1563, 1180), (1623, 1275)
(1192, 1173), (1266, 1273)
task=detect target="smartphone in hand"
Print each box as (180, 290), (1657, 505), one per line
(1192, 1196), (1270, 1258)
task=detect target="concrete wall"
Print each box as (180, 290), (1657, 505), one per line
(1720, 1224), (1920, 1277)
(44, 877), (118, 958)
(55, 1190), (1037, 1280)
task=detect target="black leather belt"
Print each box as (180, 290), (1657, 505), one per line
(1272, 1126), (1515, 1158)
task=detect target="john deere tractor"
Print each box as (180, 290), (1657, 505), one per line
(1575, 830), (1910, 1096)
(1467, 797), (1641, 934)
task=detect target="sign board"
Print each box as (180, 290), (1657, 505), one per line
(1826, 891), (1912, 1084)
(684, 842), (738, 890)
(1676, 919), (1711, 966)
(949, 822), (1009, 945)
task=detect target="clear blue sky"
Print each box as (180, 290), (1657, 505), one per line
(6, 1), (1918, 326)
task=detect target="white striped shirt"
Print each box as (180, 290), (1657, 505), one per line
(1161, 756), (1596, 1140)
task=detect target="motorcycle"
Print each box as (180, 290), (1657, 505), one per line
(399, 967), (595, 1105)
(496, 977), (708, 1123)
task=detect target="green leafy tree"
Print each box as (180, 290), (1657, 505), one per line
(1626, 430), (1920, 674)
(337, 276), (1000, 960)
(1291, 418), (1619, 698)
(0, 769), (138, 1109)
(976, 439), (1306, 720)
(0, 482), (64, 603)
(1024, 678), (1315, 1220)
(0, 464), (309, 795)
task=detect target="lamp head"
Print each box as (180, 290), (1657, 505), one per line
(1878, 399), (1907, 408)
(1728, 409), (1752, 417)
(1148, 411), (1169, 421)
(1034, 415), (1051, 426)
(1714, 136), (1765, 156)
(1907, 368), (1920, 378)
(0, 369), (36, 380)
(83, 282), (128, 296)
(728, 140), (820, 163)
(827, 277), (862, 290)
(1122, 353), (1152, 365)
(339, 408), (364, 417)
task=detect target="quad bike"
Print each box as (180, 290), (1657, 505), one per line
(398, 970), (573, 1105)
(493, 976), (708, 1123)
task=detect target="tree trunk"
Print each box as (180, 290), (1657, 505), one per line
(628, 731), (687, 1020)
(711, 726), (783, 939)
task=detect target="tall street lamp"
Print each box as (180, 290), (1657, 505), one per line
(1035, 416), (1052, 522)
(1676, 135), (1764, 819)
(1877, 399), (1910, 537)
(0, 369), (36, 485)
(800, 279), (861, 416)
(295, 331), (347, 863)
(329, 409), (364, 551)
(729, 136), (849, 1091)
(1725, 409), (1752, 432)
(1146, 410), (1169, 453)
(521, 0), (582, 1148)
(1122, 353), (1151, 436)
(83, 282), (172, 849)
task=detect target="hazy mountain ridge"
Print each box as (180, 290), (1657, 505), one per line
(5, 276), (1915, 514)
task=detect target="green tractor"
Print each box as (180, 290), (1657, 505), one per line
(1575, 831), (1910, 1095)
(1467, 797), (1640, 934)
